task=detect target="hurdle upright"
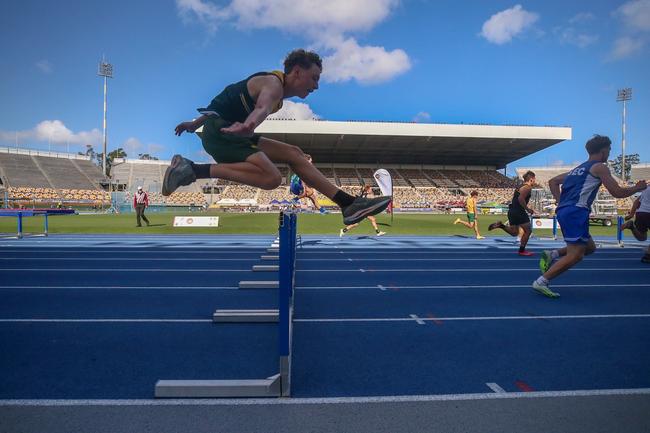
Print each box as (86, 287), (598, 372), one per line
(154, 212), (297, 398)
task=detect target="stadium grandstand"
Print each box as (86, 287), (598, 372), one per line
(0, 147), (110, 209)
(2, 120), (581, 212)
(631, 163), (650, 182)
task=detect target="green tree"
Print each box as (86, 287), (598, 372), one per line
(608, 153), (640, 180)
(138, 153), (159, 160)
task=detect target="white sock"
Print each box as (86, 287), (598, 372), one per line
(536, 276), (549, 285)
(550, 250), (560, 260)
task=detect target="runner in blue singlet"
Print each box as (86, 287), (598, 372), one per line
(532, 135), (647, 298)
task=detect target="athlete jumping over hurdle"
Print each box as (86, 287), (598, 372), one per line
(533, 135), (646, 298)
(165, 49), (390, 225)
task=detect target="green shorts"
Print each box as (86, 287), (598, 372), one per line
(466, 213), (476, 223)
(198, 117), (262, 163)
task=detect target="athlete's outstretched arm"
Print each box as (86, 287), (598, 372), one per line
(175, 115), (208, 136)
(592, 163), (646, 198)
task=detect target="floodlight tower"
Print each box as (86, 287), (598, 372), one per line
(98, 57), (113, 176)
(616, 88), (632, 183)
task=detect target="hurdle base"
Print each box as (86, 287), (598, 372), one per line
(253, 265), (279, 272)
(239, 280), (279, 289)
(155, 374), (281, 398)
(213, 309), (279, 322)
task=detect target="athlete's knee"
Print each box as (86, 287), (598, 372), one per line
(285, 145), (306, 162)
(568, 249), (586, 262)
(260, 174), (282, 190)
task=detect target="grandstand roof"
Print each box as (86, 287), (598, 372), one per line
(255, 120), (572, 168)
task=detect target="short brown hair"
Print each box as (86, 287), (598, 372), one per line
(585, 135), (611, 155)
(284, 49), (322, 74)
(523, 171), (536, 182)
(470, 190), (479, 196)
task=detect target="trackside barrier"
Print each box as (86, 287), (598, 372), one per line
(155, 212), (297, 398)
(530, 216), (558, 240)
(0, 209), (74, 238)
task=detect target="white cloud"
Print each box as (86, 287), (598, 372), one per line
(175, 0), (410, 84)
(615, 0), (650, 32)
(607, 1), (650, 61)
(480, 5), (539, 45)
(227, 0), (397, 35)
(607, 36), (645, 60)
(267, 100), (320, 120)
(122, 137), (143, 154)
(550, 159), (565, 167)
(569, 12), (595, 24)
(558, 27), (599, 48)
(122, 137), (165, 157)
(412, 112), (431, 123)
(0, 120), (102, 148)
(35, 60), (53, 74)
(176, 0), (229, 34)
(322, 37), (411, 84)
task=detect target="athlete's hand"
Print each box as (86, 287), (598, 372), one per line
(175, 121), (198, 136)
(221, 122), (255, 137)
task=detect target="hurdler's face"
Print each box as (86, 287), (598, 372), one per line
(297, 64), (321, 98)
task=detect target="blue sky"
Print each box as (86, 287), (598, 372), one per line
(1, 0), (649, 172)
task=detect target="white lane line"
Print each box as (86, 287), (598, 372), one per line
(409, 314), (426, 325)
(0, 258), (261, 261)
(294, 313), (650, 323)
(0, 268), (252, 272)
(295, 283), (650, 290)
(0, 319), (213, 323)
(1, 283), (648, 290)
(486, 383), (507, 393)
(0, 286), (238, 290)
(1, 388), (649, 406)
(0, 243), (641, 253)
(2, 314), (648, 324)
(2, 267), (647, 272)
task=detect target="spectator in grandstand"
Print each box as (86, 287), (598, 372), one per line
(622, 183), (650, 263)
(534, 135), (647, 298)
(133, 186), (150, 227)
(167, 49), (390, 225)
(453, 190), (484, 239)
(340, 185), (386, 237)
(488, 171), (537, 256)
(290, 154), (328, 214)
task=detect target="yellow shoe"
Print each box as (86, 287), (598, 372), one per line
(453, 218), (461, 225)
(476, 235), (485, 239)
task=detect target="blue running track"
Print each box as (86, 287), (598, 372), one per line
(1, 234), (649, 399)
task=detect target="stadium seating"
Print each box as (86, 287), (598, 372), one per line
(5, 150), (638, 212)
